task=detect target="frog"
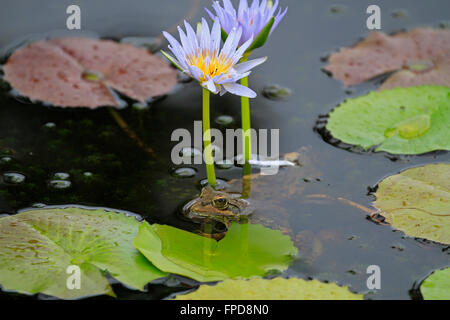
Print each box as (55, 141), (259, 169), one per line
(182, 185), (254, 233)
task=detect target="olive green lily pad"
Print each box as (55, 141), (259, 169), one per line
(420, 268), (450, 300)
(374, 164), (450, 244)
(174, 277), (363, 300)
(326, 86), (450, 154)
(0, 207), (167, 299)
(133, 222), (297, 282)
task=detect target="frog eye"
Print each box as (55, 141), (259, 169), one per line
(212, 196), (229, 210)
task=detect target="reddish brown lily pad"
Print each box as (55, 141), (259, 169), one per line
(380, 52), (450, 90)
(3, 37), (177, 108)
(325, 28), (450, 87)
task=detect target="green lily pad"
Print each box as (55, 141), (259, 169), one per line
(133, 222), (297, 282)
(174, 277), (363, 300)
(420, 268), (450, 300)
(0, 207), (166, 299)
(374, 164), (450, 244)
(326, 86), (450, 154)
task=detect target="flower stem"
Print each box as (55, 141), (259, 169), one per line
(240, 56), (252, 163)
(202, 88), (217, 187)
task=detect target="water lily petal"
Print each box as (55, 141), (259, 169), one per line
(234, 57), (267, 73)
(223, 82), (257, 98)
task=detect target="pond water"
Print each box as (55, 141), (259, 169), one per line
(0, 0), (449, 300)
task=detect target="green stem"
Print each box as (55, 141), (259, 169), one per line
(240, 56), (252, 163)
(202, 88), (217, 187)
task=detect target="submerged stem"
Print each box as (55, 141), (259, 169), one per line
(202, 88), (217, 187)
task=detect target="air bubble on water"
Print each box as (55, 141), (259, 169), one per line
(172, 167), (197, 178)
(3, 172), (26, 184)
(180, 147), (202, 158)
(199, 178), (229, 190)
(83, 172), (93, 178)
(44, 122), (56, 129)
(31, 203), (46, 208)
(0, 156), (12, 164)
(215, 159), (234, 170)
(49, 180), (71, 189)
(53, 172), (70, 180)
(215, 115), (234, 126)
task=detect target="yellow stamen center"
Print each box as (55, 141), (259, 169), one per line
(188, 50), (233, 82)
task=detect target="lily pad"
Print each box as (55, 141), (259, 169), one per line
(420, 268), (450, 300)
(374, 164), (450, 244)
(0, 207), (166, 299)
(3, 37), (177, 108)
(326, 86), (450, 154)
(325, 28), (450, 87)
(380, 53), (450, 90)
(174, 277), (363, 300)
(133, 222), (297, 282)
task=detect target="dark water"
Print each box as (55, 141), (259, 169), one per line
(0, 0), (449, 300)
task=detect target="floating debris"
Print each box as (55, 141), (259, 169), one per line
(329, 5), (347, 15)
(120, 36), (162, 52)
(262, 84), (292, 100)
(391, 9), (408, 18)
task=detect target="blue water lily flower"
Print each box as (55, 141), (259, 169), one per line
(206, 0), (288, 50)
(162, 19), (267, 98)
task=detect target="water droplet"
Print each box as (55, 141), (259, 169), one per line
(3, 172), (25, 184)
(172, 167), (197, 178)
(215, 115), (234, 126)
(82, 70), (104, 82)
(262, 84), (292, 100)
(44, 122), (56, 129)
(199, 178), (229, 190)
(215, 159), (234, 170)
(53, 172), (70, 180)
(49, 180), (71, 189)
(407, 60), (434, 73)
(384, 114), (431, 139)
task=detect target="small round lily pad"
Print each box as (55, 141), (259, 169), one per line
(174, 277), (363, 300)
(374, 163), (450, 244)
(326, 86), (450, 155)
(420, 268), (450, 300)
